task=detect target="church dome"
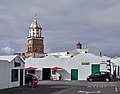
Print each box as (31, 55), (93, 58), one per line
(29, 15), (42, 29)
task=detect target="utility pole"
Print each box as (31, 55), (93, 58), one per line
(107, 60), (111, 73)
(11, 41), (13, 55)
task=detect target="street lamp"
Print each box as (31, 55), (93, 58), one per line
(107, 60), (111, 73)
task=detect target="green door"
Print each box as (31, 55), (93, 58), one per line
(71, 69), (78, 80)
(92, 64), (100, 74)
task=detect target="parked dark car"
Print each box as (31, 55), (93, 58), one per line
(87, 71), (112, 82)
(25, 73), (39, 85)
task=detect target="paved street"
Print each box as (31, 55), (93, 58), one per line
(0, 81), (120, 94)
(52, 86), (119, 94)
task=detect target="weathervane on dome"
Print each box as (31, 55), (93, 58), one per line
(34, 14), (37, 20)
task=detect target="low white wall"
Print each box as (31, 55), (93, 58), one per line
(0, 61), (9, 89)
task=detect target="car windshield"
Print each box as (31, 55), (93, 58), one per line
(94, 72), (100, 75)
(101, 72), (106, 75)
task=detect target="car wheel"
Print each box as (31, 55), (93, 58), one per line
(89, 78), (92, 82)
(105, 78), (110, 82)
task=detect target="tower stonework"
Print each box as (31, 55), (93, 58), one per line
(26, 15), (44, 57)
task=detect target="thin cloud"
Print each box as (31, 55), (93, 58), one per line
(1, 46), (14, 54)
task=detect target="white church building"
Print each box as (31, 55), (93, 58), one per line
(25, 52), (115, 80)
(25, 15), (119, 81)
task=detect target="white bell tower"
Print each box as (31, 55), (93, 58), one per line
(26, 14), (44, 57)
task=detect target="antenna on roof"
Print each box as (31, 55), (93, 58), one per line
(34, 14), (37, 20)
(11, 41), (13, 55)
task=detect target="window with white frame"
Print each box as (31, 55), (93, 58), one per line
(11, 69), (18, 82)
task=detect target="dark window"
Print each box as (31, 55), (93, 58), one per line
(11, 69), (18, 82)
(52, 70), (56, 74)
(33, 32), (35, 36)
(14, 62), (21, 67)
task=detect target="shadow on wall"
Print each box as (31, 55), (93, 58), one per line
(57, 70), (71, 80)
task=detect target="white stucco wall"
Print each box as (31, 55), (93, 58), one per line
(100, 63), (108, 71)
(25, 53), (110, 80)
(111, 58), (120, 77)
(0, 60), (9, 89)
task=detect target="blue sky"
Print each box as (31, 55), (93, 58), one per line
(0, 0), (120, 57)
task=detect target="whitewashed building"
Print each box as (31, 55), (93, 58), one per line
(111, 58), (120, 78)
(0, 55), (25, 90)
(25, 53), (112, 80)
(25, 15), (115, 81)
